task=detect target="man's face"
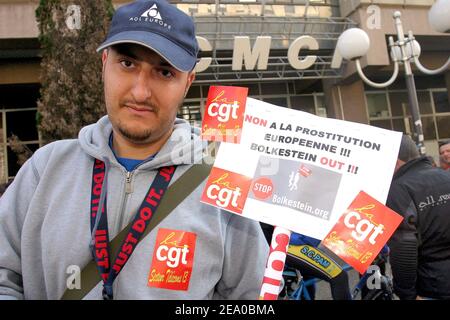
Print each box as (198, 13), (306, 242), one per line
(439, 143), (450, 168)
(102, 44), (195, 146)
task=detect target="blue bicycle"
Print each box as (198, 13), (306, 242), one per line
(280, 243), (394, 300)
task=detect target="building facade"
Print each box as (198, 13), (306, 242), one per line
(0, 0), (449, 182)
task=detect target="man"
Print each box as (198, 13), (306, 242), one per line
(0, 0), (268, 300)
(387, 134), (450, 300)
(439, 139), (450, 170)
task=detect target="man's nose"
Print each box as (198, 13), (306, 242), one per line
(131, 71), (152, 103)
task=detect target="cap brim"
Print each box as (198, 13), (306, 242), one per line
(96, 31), (196, 72)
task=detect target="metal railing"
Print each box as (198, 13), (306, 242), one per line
(195, 55), (341, 83)
(192, 14), (356, 82)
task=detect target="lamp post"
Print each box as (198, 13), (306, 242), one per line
(336, 0), (450, 155)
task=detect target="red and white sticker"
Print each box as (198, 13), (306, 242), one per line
(201, 86), (248, 144)
(299, 164), (312, 177)
(201, 167), (252, 214)
(321, 191), (403, 274)
(251, 177), (274, 200)
(147, 228), (197, 291)
(259, 227), (291, 300)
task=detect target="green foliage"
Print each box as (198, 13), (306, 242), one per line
(36, 0), (114, 142)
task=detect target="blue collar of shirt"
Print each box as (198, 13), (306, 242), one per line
(109, 134), (156, 172)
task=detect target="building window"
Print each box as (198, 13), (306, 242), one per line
(421, 116), (437, 140)
(178, 103), (203, 128)
(389, 91), (433, 117)
(315, 95), (327, 118)
(437, 116), (450, 139)
(389, 91), (409, 117)
(367, 92), (390, 118)
(418, 91), (433, 115)
(392, 118), (406, 133)
(433, 91), (450, 113)
(369, 120), (392, 130)
(1, 108), (40, 180)
(261, 82), (288, 95)
(6, 110), (39, 141)
(0, 84), (41, 181)
(263, 97), (288, 107)
(366, 88), (449, 141)
(290, 95), (315, 114)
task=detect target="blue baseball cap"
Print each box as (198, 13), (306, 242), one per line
(97, 0), (199, 72)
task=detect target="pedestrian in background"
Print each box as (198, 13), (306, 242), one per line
(439, 139), (450, 171)
(387, 134), (450, 300)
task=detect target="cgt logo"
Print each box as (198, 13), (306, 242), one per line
(343, 208), (384, 245)
(201, 167), (252, 214)
(148, 229), (197, 291)
(322, 191), (403, 274)
(156, 231), (189, 268)
(206, 86), (247, 122)
(201, 86), (248, 143)
(156, 242), (189, 269)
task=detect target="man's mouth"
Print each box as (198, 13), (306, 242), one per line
(125, 103), (156, 113)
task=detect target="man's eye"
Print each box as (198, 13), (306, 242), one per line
(160, 69), (174, 78)
(120, 60), (134, 68)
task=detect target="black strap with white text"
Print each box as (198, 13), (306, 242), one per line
(90, 159), (176, 299)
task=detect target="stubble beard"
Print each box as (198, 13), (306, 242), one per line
(114, 100), (184, 145)
(117, 121), (154, 144)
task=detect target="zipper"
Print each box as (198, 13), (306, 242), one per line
(116, 170), (134, 232)
(125, 171), (134, 194)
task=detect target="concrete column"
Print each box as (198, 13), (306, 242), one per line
(322, 79), (344, 120)
(339, 80), (369, 124)
(322, 79), (369, 124)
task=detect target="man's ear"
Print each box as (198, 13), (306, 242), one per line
(101, 49), (108, 80)
(394, 159), (404, 173)
(184, 71), (196, 97)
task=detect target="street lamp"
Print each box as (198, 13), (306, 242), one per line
(336, 0), (450, 155)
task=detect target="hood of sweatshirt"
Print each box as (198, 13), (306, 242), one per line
(78, 115), (209, 249)
(78, 115), (207, 170)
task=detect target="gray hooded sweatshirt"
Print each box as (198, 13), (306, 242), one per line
(0, 116), (269, 300)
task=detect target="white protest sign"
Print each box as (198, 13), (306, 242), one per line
(201, 97), (402, 240)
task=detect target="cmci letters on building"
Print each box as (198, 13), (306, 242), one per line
(195, 35), (344, 73)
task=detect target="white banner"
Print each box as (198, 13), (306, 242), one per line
(202, 98), (402, 240)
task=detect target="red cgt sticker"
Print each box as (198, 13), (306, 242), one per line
(321, 191), (403, 274)
(147, 228), (197, 291)
(201, 167), (252, 215)
(201, 86), (248, 144)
